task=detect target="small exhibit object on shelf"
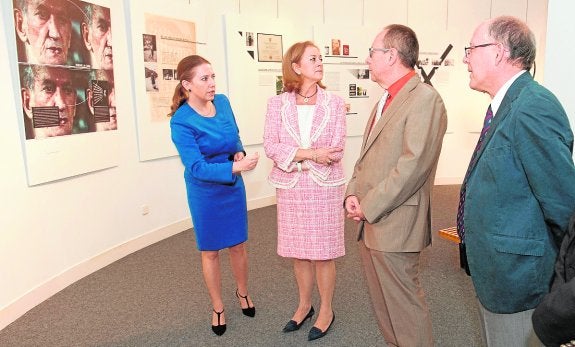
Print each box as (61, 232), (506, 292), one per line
(331, 39), (341, 55)
(343, 45), (349, 56)
(349, 84), (357, 97)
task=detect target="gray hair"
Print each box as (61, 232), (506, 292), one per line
(15, 0), (73, 17)
(489, 16), (536, 70)
(20, 64), (37, 89)
(13, 0), (28, 12)
(81, 3), (93, 25)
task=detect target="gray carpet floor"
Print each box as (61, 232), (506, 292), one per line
(0, 185), (484, 346)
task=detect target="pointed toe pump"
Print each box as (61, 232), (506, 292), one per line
(283, 306), (315, 333)
(308, 312), (335, 341)
(236, 289), (256, 317)
(211, 309), (226, 336)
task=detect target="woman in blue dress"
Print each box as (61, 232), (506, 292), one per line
(169, 55), (259, 336)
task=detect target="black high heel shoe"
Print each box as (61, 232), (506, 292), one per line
(308, 311), (335, 341)
(283, 306), (315, 333)
(211, 309), (226, 336)
(236, 289), (256, 317)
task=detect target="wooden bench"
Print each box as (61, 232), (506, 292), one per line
(438, 226), (460, 243)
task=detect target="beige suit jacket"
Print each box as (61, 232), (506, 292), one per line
(346, 75), (447, 252)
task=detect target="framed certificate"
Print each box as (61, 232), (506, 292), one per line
(257, 33), (283, 62)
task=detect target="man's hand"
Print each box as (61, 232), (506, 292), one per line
(345, 195), (366, 222)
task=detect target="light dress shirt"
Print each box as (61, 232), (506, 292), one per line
(491, 70), (526, 115)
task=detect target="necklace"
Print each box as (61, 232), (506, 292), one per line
(297, 88), (318, 103)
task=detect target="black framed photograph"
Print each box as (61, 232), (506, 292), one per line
(257, 33), (283, 62)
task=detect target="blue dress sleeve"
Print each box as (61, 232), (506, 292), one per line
(221, 94), (245, 155)
(170, 108), (236, 184)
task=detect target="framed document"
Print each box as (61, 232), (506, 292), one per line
(257, 33), (283, 62)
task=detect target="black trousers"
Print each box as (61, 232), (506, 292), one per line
(459, 243), (471, 276)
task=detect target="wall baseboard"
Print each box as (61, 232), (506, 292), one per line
(0, 195), (278, 330)
(247, 195), (276, 210)
(0, 219), (192, 330)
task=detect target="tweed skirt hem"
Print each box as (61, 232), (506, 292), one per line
(276, 173), (345, 260)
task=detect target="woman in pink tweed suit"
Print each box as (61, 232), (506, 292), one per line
(263, 41), (346, 341)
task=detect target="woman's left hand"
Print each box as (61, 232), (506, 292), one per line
(314, 147), (342, 165)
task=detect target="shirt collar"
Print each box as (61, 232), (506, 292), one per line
(386, 70), (416, 102)
(491, 70), (526, 115)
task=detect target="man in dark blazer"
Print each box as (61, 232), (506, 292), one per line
(459, 16), (575, 346)
(345, 24), (447, 347)
(533, 213), (575, 346)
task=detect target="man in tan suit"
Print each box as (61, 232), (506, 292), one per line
(345, 24), (447, 347)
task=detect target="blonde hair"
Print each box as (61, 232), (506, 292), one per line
(168, 55), (211, 117)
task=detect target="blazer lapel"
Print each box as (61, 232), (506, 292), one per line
(471, 72), (532, 168)
(281, 92), (302, 145)
(310, 88), (330, 143)
(361, 105), (378, 150)
(360, 76), (420, 160)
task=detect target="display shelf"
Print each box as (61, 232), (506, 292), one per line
(324, 55), (359, 58)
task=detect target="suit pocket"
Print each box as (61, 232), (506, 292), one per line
(374, 194), (419, 223)
(493, 234), (544, 256)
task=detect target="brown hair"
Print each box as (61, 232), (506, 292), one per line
(168, 55), (211, 117)
(281, 41), (325, 93)
(381, 24), (419, 68)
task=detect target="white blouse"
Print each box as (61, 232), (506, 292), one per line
(296, 105), (315, 149)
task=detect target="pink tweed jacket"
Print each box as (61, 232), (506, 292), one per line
(263, 88), (346, 189)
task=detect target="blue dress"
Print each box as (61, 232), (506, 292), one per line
(170, 94), (248, 251)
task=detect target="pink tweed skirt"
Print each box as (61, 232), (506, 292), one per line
(276, 174), (345, 260)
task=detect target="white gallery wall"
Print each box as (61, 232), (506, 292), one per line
(0, 0), (555, 329)
(544, 0), (575, 131)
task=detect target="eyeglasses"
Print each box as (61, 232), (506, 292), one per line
(464, 43), (498, 57)
(369, 47), (390, 58)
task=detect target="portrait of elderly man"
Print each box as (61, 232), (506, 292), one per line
(20, 64), (77, 139)
(13, 0), (73, 65)
(81, 2), (113, 70)
(85, 69), (117, 131)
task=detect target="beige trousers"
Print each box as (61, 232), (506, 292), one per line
(358, 241), (433, 347)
